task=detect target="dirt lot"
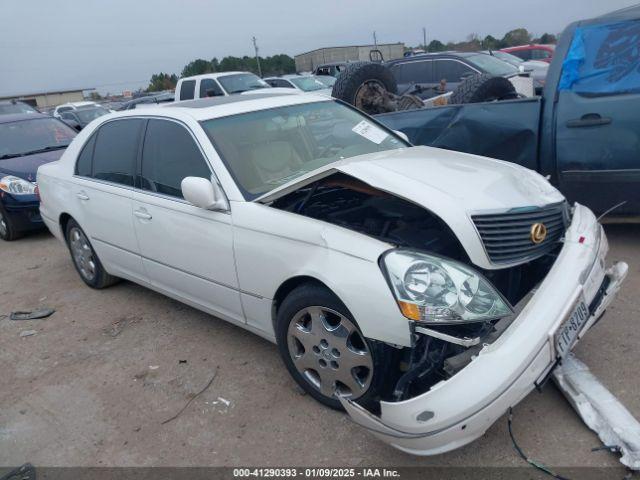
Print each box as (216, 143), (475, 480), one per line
(1, 225), (639, 472)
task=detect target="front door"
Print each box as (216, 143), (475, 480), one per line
(555, 17), (640, 215)
(131, 118), (244, 324)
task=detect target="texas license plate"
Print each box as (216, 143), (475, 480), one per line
(555, 298), (590, 358)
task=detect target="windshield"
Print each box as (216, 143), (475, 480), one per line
(200, 101), (406, 199)
(467, 54), (519, 76)
(0, 118), (76, 158)
(218, 73), (270, 94)
(0, 102), (38, 115)
(75, 107), (109, 123)
(289, 76), (327, 92)
(315, 75), (337, 88)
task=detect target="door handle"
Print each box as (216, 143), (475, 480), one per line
(133, 209), (152, 220)
(566, 113), (612, 128)
(76, 192), (89, 201)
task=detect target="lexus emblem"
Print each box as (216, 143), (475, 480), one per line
(530, 223), (547, 244)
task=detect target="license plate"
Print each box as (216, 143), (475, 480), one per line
(555, 298), (590, 358)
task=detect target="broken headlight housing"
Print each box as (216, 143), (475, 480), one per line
(0, 176), (36, 195)
(381, 250), (513, 324)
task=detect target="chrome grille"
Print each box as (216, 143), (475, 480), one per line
(472, 203), (568, 264)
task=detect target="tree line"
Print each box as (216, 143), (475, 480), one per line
(417, 28), (557, 53)
(147, 55), (295, 92)
(146, 28), (557, 92)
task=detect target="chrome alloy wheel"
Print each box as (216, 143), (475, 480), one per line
(287, 306), (373, 399)
(69, 227), (96, 281)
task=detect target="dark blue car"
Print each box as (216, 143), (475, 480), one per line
(0, 114), (76, 240)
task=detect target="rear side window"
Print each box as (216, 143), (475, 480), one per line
(531, 49), (551, 60)
(92, 119), (143, 186)
(140, 119), (211, 198)
(75, 134), (96, 176)
(199, 79), (224, 97)
(180, 80), (196, 100)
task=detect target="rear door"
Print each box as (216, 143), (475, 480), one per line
(71, 118), (146, 282)
(131, 118), (244, 323)
(555, 17), (640, 215)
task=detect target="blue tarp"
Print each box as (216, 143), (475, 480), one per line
(559, 19), (640, 94)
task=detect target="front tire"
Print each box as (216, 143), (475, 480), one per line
(65, 218), (118, 289)
(276, 283), (394, 410)
(0, 205), (22, 241)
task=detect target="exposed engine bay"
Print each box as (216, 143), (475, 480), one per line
(270, 173), (562, 401)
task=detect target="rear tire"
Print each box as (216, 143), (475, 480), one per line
(276, 283), (395, 411)
(331, 62), (398, 111)
(65, 218), (119, 289)
(0, 205), (22, 241)
(450, 74), (517, 104)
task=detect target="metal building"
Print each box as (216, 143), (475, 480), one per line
(294, 43), (405, 72)
(0, 88), (92, 109)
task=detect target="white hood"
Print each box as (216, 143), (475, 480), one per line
(258, 146), (565, 269)
(258, 146), (563, 210)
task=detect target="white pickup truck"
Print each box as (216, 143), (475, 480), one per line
(175, 71), (298, 101)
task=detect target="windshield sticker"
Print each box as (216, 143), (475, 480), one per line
(352, 120), (388, 144)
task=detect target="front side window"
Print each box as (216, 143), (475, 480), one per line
(179, 80), (196, 100)
(531, 49), (552, 60)
(92, 119), (143, 186)
(434, 60), (475, 82)
(217, 73), (269, 94)
(0, 118), (76, 159)
(200, 79), (224, 97)
(140, 119), (211, 198)
(200, 101), (406, 199)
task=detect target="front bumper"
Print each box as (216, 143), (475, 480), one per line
(339, 204), (628, 455)
(1, 194), (43, 232)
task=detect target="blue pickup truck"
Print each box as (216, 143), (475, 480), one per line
(370, 6), (640, 217)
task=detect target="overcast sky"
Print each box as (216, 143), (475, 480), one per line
(2, 0), (637, 96)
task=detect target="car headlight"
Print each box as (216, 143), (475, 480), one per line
(0, 176), (36, 195)
(380, 250), (513, 324)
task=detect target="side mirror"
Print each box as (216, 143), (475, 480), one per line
(181, 176), (229, 211)
(393, 130), (410, 143)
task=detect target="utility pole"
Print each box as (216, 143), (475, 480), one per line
(422, 27), (427, 50)
(252, 36), (262, 77)
(373, 31), (378, 47)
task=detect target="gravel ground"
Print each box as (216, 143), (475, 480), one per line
(0, 225), (638, 474)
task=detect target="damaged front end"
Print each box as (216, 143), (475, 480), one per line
(269, 174), (627, 455)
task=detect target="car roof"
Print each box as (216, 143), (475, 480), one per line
(387, 51), (476, 65)
(103, 92), (331, 123)
(179, 71), (252, 81)
(0, 112), (49, 124)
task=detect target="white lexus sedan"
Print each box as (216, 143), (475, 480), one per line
(37, 92), (627, 455)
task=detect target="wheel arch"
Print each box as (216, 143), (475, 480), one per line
(59, 212), (73, 239)
(271, 275), (338, 332)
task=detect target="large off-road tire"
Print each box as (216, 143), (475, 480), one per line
(449, 74), (517, 104)
(0, 205), (22, 241)
(332, 62), (398, 109)
(65, 218), (119, 289)
(276, 282), (396, 411)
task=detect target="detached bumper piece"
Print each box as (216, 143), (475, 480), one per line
(554, 353), (640, 470)
(339, 204), (628, 455)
